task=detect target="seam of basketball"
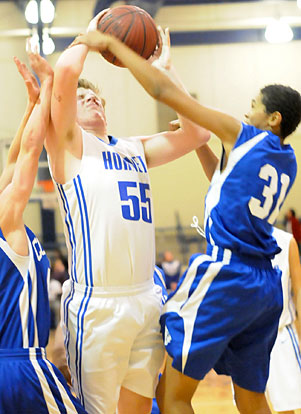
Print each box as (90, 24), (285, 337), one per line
(112, 12), (136, 64)
(98, 11), (136, 32)
(138, 12), (147, 58)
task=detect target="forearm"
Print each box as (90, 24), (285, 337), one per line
(55, 43), (89, 80)
(109, 37), (174, 100)
(167, 65), (210, 145)
(196, 145), (219, 181)
(0, 101), (36, 192)
(11, 76), (52, 209)
(22, 76), (53, 154)
(6, 101), (35, 165)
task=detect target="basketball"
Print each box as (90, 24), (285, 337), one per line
(97, 5), (159, 67)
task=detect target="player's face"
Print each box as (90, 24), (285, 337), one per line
(76, 87), (106, 126)
(245, 93), (270, 130)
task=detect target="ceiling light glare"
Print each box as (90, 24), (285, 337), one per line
(265, 19), (293, 43)
(297, 0), (301, 9)
(42, 33), (55, 55)
(28, 33), (40, 54)
(41, 0), (55, 24)
(25, 0), (38, 24)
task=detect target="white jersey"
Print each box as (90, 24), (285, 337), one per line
(53, 129), (155, 287)
(272, 227), (296, 329)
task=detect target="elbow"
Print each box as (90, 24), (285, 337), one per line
(199, 129), (211, 144)
(152, 86), (163, 100)
(22, 130), (44, 157)
(54, 60), (79, 81)
(149, 83), (171, 104)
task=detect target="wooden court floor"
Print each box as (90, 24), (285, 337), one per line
(47, 332), (300, 414)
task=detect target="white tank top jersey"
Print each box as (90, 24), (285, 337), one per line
(272, 227), (296, 329)
(52, 129), (155, 288)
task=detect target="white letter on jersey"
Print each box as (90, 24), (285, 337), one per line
(32, 238), (46, 262)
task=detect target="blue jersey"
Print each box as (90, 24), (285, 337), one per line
(205, 123), (297, 259)
(0, 226), (50, 348)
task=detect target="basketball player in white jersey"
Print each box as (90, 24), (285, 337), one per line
(75, 30), (301, 414)
(43, 13), (210, 414)
(265, 227), (301, 414)
(0, 50), (86, 413)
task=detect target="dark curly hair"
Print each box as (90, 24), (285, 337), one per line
(261, 84), (301, 139)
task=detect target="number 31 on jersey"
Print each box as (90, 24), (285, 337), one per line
(248, 163), (290, 224)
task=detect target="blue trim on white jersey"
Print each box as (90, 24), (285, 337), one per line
(63, 282), (75, 374)
(73, 178), (89, 286)
(57, 184), (77, 283)
(74, 286), (93, 407)
(286, 325), (301, 369)
(95, 135), (118, 146)
(77, 177), (93, 287)
(27, 270), (35, 347)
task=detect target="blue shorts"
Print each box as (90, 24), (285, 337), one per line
(0, 347), (87, 413)
(160, 246), (283, 393)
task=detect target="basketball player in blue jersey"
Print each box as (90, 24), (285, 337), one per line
(43, 12), (210, 414)
(194, 142), (301, 414)
(0, 50), (86, 413)
(73, 30), (301, 414)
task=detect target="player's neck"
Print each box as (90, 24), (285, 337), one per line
(85, 126), (110, 143)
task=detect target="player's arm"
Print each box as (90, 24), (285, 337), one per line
(195, 145), (219, 181)
(167, 119), (219, 181)
(0, 56), (40, 193)
(0, 54), (53, 239)
(288, 237), (301, 343)
(46, 8), (109, 182)
(52, 322), (72, 385)
(45, 42), (87, 180)
(72, 31), (241, 147)
(139, 28), (210, 167)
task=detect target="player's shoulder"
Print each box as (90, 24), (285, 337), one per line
(118, 135), (145, 152)
(233, 122), (268, 149)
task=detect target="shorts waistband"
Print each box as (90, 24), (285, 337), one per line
(72, 278), (155, 297)
(206, 244), (273, 269)
(0, 347), (46, 360)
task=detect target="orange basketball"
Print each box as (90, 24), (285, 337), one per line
(97, 5), (159, 67)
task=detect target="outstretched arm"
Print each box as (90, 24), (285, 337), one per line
(45, 42), (87, 182)
(195, 146), (219, 182)
(73, 25), (210, 168)
(139, 28), (210, 167)
(46, 9), (108, 183)
(0, 56), (40, 193)
(289, 237), (301, 344)
(0, 53), (53, 247)
(72, 31), (241, 147)
(168, 119), (219, 181)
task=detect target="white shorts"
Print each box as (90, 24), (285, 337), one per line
(61, 279), (165, 414)
(265, 323), (301, 411)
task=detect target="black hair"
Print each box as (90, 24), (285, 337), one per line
(260, 84), (301, 139)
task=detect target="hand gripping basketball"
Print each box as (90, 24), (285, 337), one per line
(87, 9), (110, 32)
(151, 26), (171, 74)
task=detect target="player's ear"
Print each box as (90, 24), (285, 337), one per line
(269, 111), (282, 127)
